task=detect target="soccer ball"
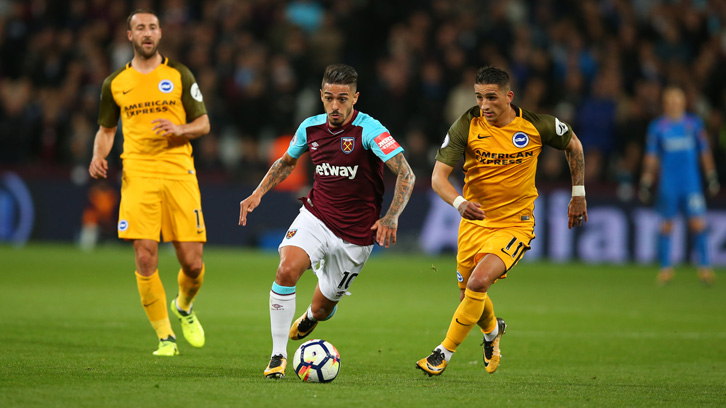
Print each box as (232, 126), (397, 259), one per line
(292, 339), (341, 383)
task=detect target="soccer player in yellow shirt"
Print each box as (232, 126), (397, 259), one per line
(89, 9), (210, 356)
(416, 66), (588, 376)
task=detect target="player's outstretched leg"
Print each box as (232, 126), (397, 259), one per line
(153, 335), (179, 356)
(290, 304), (336, 340)
(264, 354), (287, 379)
(170, 298), (205, 347)
(289, 312), (318, 340)
(482, 317), (506, 373)
(416, 348), (449, 376)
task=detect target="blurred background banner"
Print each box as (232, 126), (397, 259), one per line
(4, 170), (726, 265)
(1, 0), (725, 261)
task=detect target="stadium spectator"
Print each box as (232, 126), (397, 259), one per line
(0, 0), (724, 192)
(88, 9), (210, 357)
(416, 66), (587, 377)
(238, 64), (415, 379)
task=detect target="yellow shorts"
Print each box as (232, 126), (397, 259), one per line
(118, 173), (206, 242)
(455, 221), (534, 289)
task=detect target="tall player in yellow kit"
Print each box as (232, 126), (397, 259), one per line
(89, 9), (210, 356)
(416, 66), (588, 376)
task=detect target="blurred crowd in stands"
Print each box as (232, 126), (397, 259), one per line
(1, 0), (726, 199)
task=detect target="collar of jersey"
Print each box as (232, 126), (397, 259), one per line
(125, 55), (169, 71)
(326, 110), (359, 135)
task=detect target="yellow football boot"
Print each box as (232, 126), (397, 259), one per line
(482, 318), (506, 373)
(152, 336), (179, 356)
(289, 313), (318, 340)
(264, 354), (287, 379)
(171, 299), (205, 348)
(415, 349), (447, 376)
(698, 268), (716, 286)
(657, 268), (675, 285)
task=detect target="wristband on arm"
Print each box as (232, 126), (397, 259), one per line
(572, 185), (585, 197)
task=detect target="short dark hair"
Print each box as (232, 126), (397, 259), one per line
(127, 9), (159, 30)
(321, 64), (358, 90)
(475, 66), (510, 90)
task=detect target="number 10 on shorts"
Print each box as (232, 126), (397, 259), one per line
(337, 271), (358, 290)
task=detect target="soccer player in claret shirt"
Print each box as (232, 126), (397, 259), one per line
(89, 9), (210, 356)
(639, 85), (720, 285)
(416, 66), (588, 376)
(239, 64), (415, 379)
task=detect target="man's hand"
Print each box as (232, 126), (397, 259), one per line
(638, 182), (653, 203)
(152, 118), (188, 146)
(568, 196), (588, 229)
(707, 171), (720, 197)
(239, 194), (262, 226)
(456, 200), (486, 221)
(89, 157), (108, 179)
(370, 215), (398, 248)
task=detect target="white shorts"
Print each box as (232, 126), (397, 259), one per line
(279, 206), (373, 301)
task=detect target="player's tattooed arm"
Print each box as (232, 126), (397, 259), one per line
(564, 132), (585, 185)
(385, 153), (416, 220)
(371, 152), (415, 247)
(564, 131), (587, 229)
(256, 154), (298, 196)
(239, 153), (298, 226)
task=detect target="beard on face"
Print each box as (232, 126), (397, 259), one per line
(133, 39), (158, 59)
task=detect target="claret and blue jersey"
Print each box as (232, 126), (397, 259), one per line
(286, 110), (403, 245)
(645, 113), (708, 218)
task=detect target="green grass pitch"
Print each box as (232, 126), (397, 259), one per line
(1, 243), (725, 407)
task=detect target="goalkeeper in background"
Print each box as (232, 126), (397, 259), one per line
(639, 85), (719, 285)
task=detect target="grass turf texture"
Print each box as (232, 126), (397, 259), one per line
(1, 243), (725, 407)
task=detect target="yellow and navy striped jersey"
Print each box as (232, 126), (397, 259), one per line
(436, 104), (572, 228)
(98, 57), (207, 179)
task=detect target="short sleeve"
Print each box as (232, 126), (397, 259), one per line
(532, 113), (573, 150)
(173, 61), (207, 121)
(357, 114), (403, 162)
(435, 107), (476, 166)
(287, 115), (326, 158)
(97, 75), (120, 128)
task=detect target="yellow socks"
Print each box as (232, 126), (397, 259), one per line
(477, 292), (497, 334)
(176, 263), (205, 312)
(442, 289), (488, 352)
(136, 270), (174, 340)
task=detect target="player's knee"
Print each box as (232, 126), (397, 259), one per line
(181, 259), (203, 278)
(275, 264), (304, 286)
(135, 252), (157, 274)
(465, 275), (492, 293)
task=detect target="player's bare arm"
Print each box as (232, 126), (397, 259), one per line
(431, 160), (485, 221)
(371, 152), (415, 248)
(152, 114), (210, 146)
(239, 152), (299, 226)
(564, 131), (588, 229)
(89, 125), (117, 179)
